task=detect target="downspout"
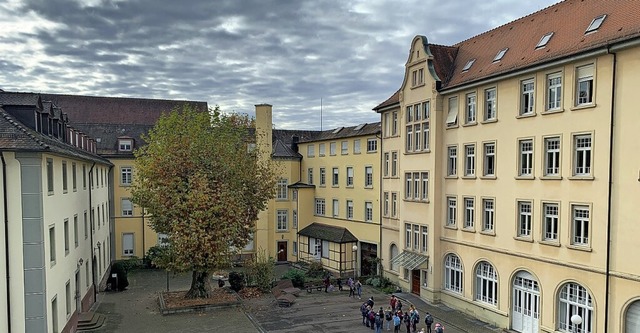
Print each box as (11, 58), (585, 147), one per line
(377, 133), (383, 277)
(603, 46), (616, 332)
(88, 162), (96, 303)
(1, 152), (12, 333)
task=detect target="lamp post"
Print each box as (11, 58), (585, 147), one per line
(570, 314), (582, 333)
(352, 244), (358, 280)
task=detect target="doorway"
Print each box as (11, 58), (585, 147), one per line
(512, 271), (540, 332)
(411, 270), (421, 294)
(75, 270), (81, 313)
(277, 241), (288, 262)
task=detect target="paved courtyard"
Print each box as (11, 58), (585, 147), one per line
(90, 267), (495, 333)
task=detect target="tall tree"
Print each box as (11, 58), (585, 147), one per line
(131, 105), (277, 298)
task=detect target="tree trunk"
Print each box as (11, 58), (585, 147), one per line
(185, 270), (212, 299)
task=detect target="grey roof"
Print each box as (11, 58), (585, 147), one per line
(72, 123), (154, 157)
(288, 181), (315, 189)
(0, 107), (111, 165)
(299, 122), (380, 143)
(298, 223), (358, 243)
(272, 140), (300, 159)
(0, 92), (42, 107)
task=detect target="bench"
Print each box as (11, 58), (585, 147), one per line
(305, 284), (324, 293)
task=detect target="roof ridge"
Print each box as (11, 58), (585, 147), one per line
(1, 109), (49, 149)
(42, 92), (207, 104)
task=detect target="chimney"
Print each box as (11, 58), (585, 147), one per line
(291, 135), (299, 153)
(255, 104), (273, 162)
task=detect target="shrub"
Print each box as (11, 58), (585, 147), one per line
(109, 259), (139, 291)
(245, 249), (275, 292)
(281, 269), (306, 288)
(144, 245), (170, 268)
(306, 261), (325, 278)
(228, 271), (245, 292)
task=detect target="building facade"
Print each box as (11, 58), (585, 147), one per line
(375, 1), (640, 332)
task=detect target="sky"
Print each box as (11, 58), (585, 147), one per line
(0, 0), (559, 130)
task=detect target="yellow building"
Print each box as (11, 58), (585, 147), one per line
(375, 1), (640, 332)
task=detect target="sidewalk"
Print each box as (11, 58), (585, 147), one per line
(394, 292), (502, 333)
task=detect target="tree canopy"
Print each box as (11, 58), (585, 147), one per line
(131, 105), (277, 297)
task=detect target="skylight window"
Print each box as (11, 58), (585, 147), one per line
(461, 59), (476, 72)
(332, 127), (343, 134)
(536, 32), (554, 49)
(493, 48), (509, 62)
(585, 14), (606, 34)
(353, 123), (366, 131)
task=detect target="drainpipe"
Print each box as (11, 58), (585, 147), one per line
(1, 152), (11, 333)
(88, 162), (96, 304)
(377, 133), (383, 278)
(603, 46), (616, 332)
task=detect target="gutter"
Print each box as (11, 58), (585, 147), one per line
(1, 152), (11, 333)
(377, 132), (383, 277)
(88, 162), (96, 304)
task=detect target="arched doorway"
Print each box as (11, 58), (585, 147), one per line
(626, 300), (640, 332)
(389, 244), (398, 272)
(512, 271), (540, 332)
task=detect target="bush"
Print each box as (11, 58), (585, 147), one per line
(108, 259), (140, 291)
(306, 261), (325, 278)
(144, 245), (170, 268)
(281, 269), (306, 288)
(229, 271), (245, 292)
(245, 249), (275, 292)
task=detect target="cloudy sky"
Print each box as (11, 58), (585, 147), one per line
(0, 0), (559, 130)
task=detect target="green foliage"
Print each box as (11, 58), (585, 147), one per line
(229, 271), (245, 292)
(305, 261), (325, 278)
(110, 259), (139, 291)
(145, 245), (170, 268)
(365, 275), (395, 293)
(281, 269), (306, 288)
(245, 249), (275, 292)
(129, 104), (278, 297)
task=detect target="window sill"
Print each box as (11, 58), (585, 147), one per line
(514, 175), (535, 180)
(539, 240), (561, 247)
(481, 119), (498, 124)
(48, 191), (54, 196)
(63, 190), (68, 194)
(346, 185), (354, 189)
(341, 153), (348, 156)
(410, 83), (426, 89)
(276, 230), (289, 233)
(364, 186), (374, 189)
(332, 185), (339, 188)
(571, 103), (596, 111)
(461, 175), (477, 180)
(319, 185), (326, 188)
(366, 151), (377, 154)
(480, 175), (496, 180)
(541, 108), (565, 115)
(354, 152), (361, 155)
(568, 175), (594, 181)
(566, 244), (592, 252)
(444, 225), (458, 230)
(73, 189), (77, 192)
(446, 124), (459, 129)
(480, 230), (496, 236)
(462, 122), (478, 127)
(445, 175), (459, 180)
(516, 113), (536, 119)
(540, 175), (562, 180)
(461, 227), (476, 233)
(514, 236), (534, 243)
(405, 150), (431, 155)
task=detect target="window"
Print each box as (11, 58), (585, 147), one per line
(63, 219), (69, 255)
(421, 226), (428, 253)
(447, 146), (458, 176)
(332, 167), (339, 186)
(519, 139), (534, 176)
(293, 241), (298, 255)
(49, 226), (56, 264)
(464, 144), (475, 176)
(543, 203), (559, 242)
(585, 14), (606, 33)
(518, 201), (532, 237)
(444, 254), (463, 293)
(383, 192), (389, 216)
(405, 224), (411, 249)
(475, 261), (498, 305)
(365, 202), (373, 222)
(62, 161), (68, 193)
(521, 79), (535, 115)
(319, 168), (326, 186)
(365, 166), (373, 187)
(391, 152), (398, 177)
(353, 140), (361, 154)
(277, 210), (288, 231)
(367, 138), (377, 152)
(422, 102), (430, 150)
(292, 210), (298, 229)
(572, 205), (590, 246)
(547, 72), (562, 110)
(307, 145), (315, 157)
(482, 199), (495, 232)
(83, 211), (87, 239)
(574, 134), (592, 176)
(121, 198), (133, 216)
(465, 93), (476, 124)
(315, 199), (326, 216)
(52, 296), (58, 333)
(464, 198), (475, 229)
(406, 102), (430, 152)
(391, 193), (398, 217)
(536, 32), (554, 49)
(346, 200), (353, 219)
(447, 197), (457, 227)
(119, 139), (132, 151)
(405, 173), (412, 199)
(413, 172), (420, 199)
(120, 167), (132, 186)
(82, 164), (86, 189)
(558, 283), (593, 332)
(330, 142), (337, 155)
(276, 179), (288, 200)
(422, 270), (428, 287)
(333, 199), (339, 217)
(307, 168), (313, 185)
(493, 48), (508, 62)
(47, 158), (54, 194)
(420, 172), (428, 201)
(485, 88), (497, 121)
(341, 141), (348, 154)
(384, 153), (389, 177)
(319, 143), (326, 156)
(462, 59), (476, 72)
(542, 136), (561, 176)
(411, 68), (424, 86)
(65, 280), (71, 315)
(446, 97), (458, 127)
(346, 167), (354, 187)
(72, 163), (77, 191)
(483, 142), (496, 177)
(73, 215), (78, 248)
(392, 112), (398, 136)
(123, 233), (134, 256)
(406, 123), (413, 151)
(413, 225), (419, 250)
(576, 64), (594, 106)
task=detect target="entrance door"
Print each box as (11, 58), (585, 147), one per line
(277, 241), (287, 262)
(411, 270), (420, 294)
(75, 270), (81, 312)
(512, 271), (540, 333)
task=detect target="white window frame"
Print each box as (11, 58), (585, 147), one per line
(446, 96), (458, 127)
(444, 254), (463, 293)
(573, 134), (592, 177)
(122, 233), (134, 256)
(346, 166), (354, 187)
(277, 210), (288, 231)
(465, 92), (476, 124)
(318, 143), (325, 156)
(346, 200), (353, 220)
(330, 142), (337, 156)
(447, 146), (458, 177)
(405, 224), (411, 249)
(517, 201), (532, 238)
(464, 197), (475, 229)
(519, 139), (534, 176)
(484, 87), (497, 121)
(353, 140), (361, 154)
(365, 202), (373, 222)
(332, 199), (339, 217)
(464, 144), (475, 176)
(558, 283), (593, 332)
(307, 168), (313, 185)
(391, 152), (398, 177)
(420, 172), (428, 201)
(383, 152), (389, 177)
(319, 167), (326, 186)
(383, 192), (389, 217)
(307, 144), (315, 157)
(483, 142), (496, 177)
(365, 166), (373, 188)
(575, 64), (594, 106)
(367, 138), (377, 152)
(121, 198), (133, 216)
(544, 136), (561, 176)
(571, 204), (590, 246)
(447, 197), (457, 227)
(543, 202), (559, 242)
(547, 72), (562, 110)
(475, 261), (498, 305)
(391, 193), (398, 217)
(120, 167), (132, 186)
(276, 179), (288, 200)
(119, 139), (132, 152)
(421, 226), (428, 253)
(315, 198), (325, 216)
(482, 198), (494, 232)
(341, 141), (348, 154)
(332, 167), (339, 186)
(521, 79), (535, 115)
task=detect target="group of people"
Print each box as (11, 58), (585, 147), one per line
(322, 275), (363, 299)
(359, 295), (444, 333)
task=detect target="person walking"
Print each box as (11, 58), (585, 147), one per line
(392, 312), (401, 333)
(361, 303), (369, 326)
(347, 277), (354, 297)
(390, 294), (397, 311)
(424, 312), (434, 333)
(323, 274), (330, 293)
(411, 307), (420, 333)
(403, 311), (411, 333)
(385, 306), (393, 331)
(375, 311), (384, 333)
(434, 323), (444, 333)
(356, 280), (363, 299)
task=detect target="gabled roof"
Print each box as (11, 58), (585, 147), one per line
(298, 223), (358, 243)
(272, 139), (300, 159)
(0, 92), (42, 107)
(373, 90), (400, 112)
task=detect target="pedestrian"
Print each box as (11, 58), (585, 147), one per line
(390, 294), (397, 311)
(356, 280), (363, 299)
(375, 311), (384, 333)
(403, 312), (411, 333)
(361, 303), (369, 326)
(424, 312), (433, 333)
(396, 298), (403, 312)
(337, 277), (343, 291)
(348, 277), (354, 297)
(367, 296), (375, 308)
(385, 306), (393, 331)
(411, 307), (420, 332)
(323, 274), (330, 293)
(393, 312), (401, 333)
(368, 308), (376, 330)
(434, 323), (444, 333)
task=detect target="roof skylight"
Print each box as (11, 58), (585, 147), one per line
(493, 48), (509, 62)
(332, 127), (343, 134)
(353, 123), (366, 131)
(536, 32), (554, 49)
(461, 59), (476, 72)
(585, 14), (607, 34)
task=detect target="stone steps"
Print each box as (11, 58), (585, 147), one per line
(77, 312), (107, 331)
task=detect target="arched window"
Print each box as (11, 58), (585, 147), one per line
(626, 300), (640, 333)
(557, 282), (593, 333)
(389, 244), (399, 271)
(444, 253), (463, 293)
(475, 261), (498, 305)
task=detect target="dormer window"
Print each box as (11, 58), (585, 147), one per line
(585, 14), (606, 34)
(119, 139), (133, 152)
(493, 48), (508, 62)
(536, 32), (554, 49)
(462, 59), (476, 72)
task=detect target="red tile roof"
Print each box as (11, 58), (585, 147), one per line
(372, 90), (399, 111)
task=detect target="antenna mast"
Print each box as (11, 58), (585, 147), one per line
(320, 98), (323, 131)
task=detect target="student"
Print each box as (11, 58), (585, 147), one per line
(403, 312), (411, 333)
(434, 323), (444, 333)
(424, 312), (434, 333)
(356, 280), (363, 299)
(361, 303), (369, 326)
(385, 306), (393, 331)
(375, 310), (384, 333)
(392, 312), (401, 333)
(348, 277), (354, 297)
(390, 294), (397, 311)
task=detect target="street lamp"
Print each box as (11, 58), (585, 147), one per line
(571, 314), (582, 333)
(352, 245), (358, 280)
